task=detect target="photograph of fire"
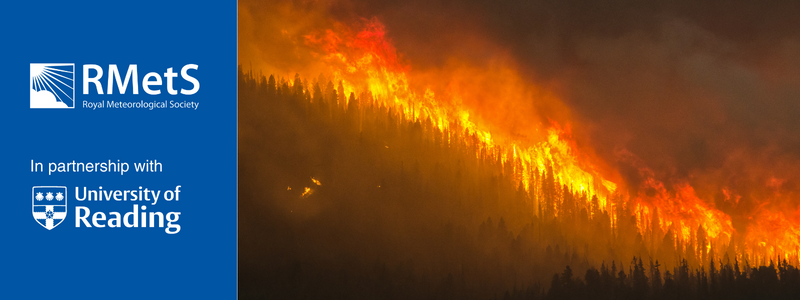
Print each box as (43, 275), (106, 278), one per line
(239, 1), (800, 299)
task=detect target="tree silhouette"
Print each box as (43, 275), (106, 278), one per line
(238, 68), (800, 300)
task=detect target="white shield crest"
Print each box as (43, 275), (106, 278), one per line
(32, 186), (68, 230)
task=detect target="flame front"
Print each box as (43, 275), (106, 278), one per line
(261, 17), (799, 264)
(303, 19), (613, 203)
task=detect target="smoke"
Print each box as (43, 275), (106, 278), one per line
(325, 0), (800, 232)
(240, 0), (800, 244)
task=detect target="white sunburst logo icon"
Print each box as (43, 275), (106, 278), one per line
(30, 63), (75, 109)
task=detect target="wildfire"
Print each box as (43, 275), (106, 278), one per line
(267, 17), (798, 262)
(302, 19), (615, 203)
(634, 179), (734, 242)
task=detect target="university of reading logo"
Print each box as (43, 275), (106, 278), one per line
(30, 63), (75, 109)
(32, 186), (68, 230)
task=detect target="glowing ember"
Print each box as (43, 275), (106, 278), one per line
(301, 187), (313, 198)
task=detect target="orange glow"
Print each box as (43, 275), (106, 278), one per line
(634, 179), (733, 240)
(301, 187), (313, 198)
(267, 17), (798, 263)
(302, 18), (615, 208)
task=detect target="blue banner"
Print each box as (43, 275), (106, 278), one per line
(0, 1), (237, 299)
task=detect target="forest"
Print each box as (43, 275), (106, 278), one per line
(238, 67), (800, 299)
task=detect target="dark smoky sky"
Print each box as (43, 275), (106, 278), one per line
(326, 0), (800, 210)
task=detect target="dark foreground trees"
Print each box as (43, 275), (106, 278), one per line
(544, 258), (800, 300)
(238, 67), (800, 299)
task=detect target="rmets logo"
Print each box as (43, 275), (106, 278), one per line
(32, 186), (68, 230)
(30, 63), (75, 109)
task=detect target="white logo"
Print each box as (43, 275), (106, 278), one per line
(32, 186), (68, 230)
(30, 63), (75, 109)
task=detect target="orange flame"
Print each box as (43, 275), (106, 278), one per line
(275, 17), (799, 263)
(304, 18), (615, 204)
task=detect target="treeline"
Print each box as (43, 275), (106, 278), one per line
(238, 67), (800, 299)
(543, 258), (800, 300)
